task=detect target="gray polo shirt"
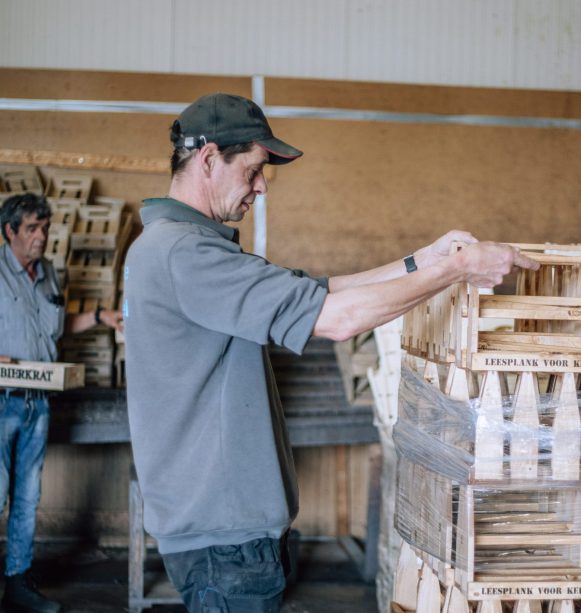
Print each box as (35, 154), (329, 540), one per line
(124, 198), (328, 554)
(0, 244), (64, 363)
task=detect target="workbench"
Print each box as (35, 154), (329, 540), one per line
(48, 338), (381, 612)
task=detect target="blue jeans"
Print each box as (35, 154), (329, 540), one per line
(162, 534), (290, 613)
(0, 393), (50, 576)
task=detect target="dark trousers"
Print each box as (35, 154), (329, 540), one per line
(162, 533), (290, 613)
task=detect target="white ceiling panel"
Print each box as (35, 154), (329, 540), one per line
(345, 0), (515, 86)
(0, 0), (173, 72)
(0, 0), (579, 91)
(172, 0), (349, 78)
(513, 0), (581, 90)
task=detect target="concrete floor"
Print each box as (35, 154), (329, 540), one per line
(0, 538), (379, 613)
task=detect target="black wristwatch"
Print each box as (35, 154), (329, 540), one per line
(403, 254), (418, 273)
(95, 305), (104, 325)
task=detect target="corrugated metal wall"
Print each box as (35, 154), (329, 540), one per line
(0, 0), (579, 90)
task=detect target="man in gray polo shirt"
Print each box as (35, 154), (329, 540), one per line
(123, 93), (538, 613)
(0, 193), (123, 612)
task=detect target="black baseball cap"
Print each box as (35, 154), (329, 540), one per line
(171, 93), (303, 165)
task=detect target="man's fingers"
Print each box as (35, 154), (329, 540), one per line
(512, 250), (540, 271)
(451, 231), (478, 245)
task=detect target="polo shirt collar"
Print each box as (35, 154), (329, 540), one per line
(141, 198), (239, 243)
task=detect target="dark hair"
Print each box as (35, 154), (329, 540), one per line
(0, 193), (52, 243)
(169, 121), (254, 176)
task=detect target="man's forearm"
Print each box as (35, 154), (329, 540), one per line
(328, 259), (408, 293)
(314, 240), (539, 342)
(315, 259), (460, 341)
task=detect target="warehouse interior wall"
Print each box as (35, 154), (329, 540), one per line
(1, 0), (580, 91)
(1, 67), (580, 541)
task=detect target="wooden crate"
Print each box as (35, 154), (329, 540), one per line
(66, 214), (132, 285)
(0, 165), (44, 198)
(0, 360), (84, 390)
(61, 347), (114, 364)
(45, 173), (93, 204)
(115, 343), (125, 388)
(48, 198), (81, 222)
(45, 224), (70, 270)
(67, 249), (120, 285)
(84, 362), (113, 388)
(61, 330), (114, 350)
(402, 244), (581, 373)
(90, 195), (125, 209)
(71, 204), (122, 250)
(65, 284), (116, 314)
(334, 331), (378, 405)
(394, 353), (581, 612)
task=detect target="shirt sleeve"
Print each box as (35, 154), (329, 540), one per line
(287, 268), (329, 290)
(169, 232), (328, 354)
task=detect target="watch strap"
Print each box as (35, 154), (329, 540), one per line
(403, 254), (418, 273)
(95, 305), (104, 325)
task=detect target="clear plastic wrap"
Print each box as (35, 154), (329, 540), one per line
(394, 362), (581, 579)
(394, 364), (581, 486)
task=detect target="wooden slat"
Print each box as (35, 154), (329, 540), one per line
(475, 534), (581, 546)
(479, 296), (581, 321)
(478, 332), (581, 353)
(0, 148), (168, 174)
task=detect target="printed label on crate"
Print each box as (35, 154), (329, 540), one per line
(0, 361), (84, 390)
(471, 353), (581, 372)
(470, 582), (581, 600)
(0, 365), (55, 383)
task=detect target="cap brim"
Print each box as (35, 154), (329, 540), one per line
(255, 137), (303, 165)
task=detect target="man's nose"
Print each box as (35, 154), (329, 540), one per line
(254, 172), (268, 195)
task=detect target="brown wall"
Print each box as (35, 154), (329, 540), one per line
(1, 68), (580, 540)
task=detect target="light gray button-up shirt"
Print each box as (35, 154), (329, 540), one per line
(0, 244), (65, 362)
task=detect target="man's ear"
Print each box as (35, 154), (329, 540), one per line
(198, 142), (220, 177)
(4, 223), (14, 243)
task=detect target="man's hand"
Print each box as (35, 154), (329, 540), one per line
(99, 309), (124, 333)
(0, 356), (15, 364)
(414, 230), (478, 268)
(455, 242), (540, 287)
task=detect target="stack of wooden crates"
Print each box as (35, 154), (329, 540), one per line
(392, 244), (581, 613)
(0, 165), (132, 388)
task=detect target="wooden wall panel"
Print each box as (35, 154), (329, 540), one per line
(266, 77), (581, 118)
(266, 117), (581, 276)
(0, 69), (251, 102)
